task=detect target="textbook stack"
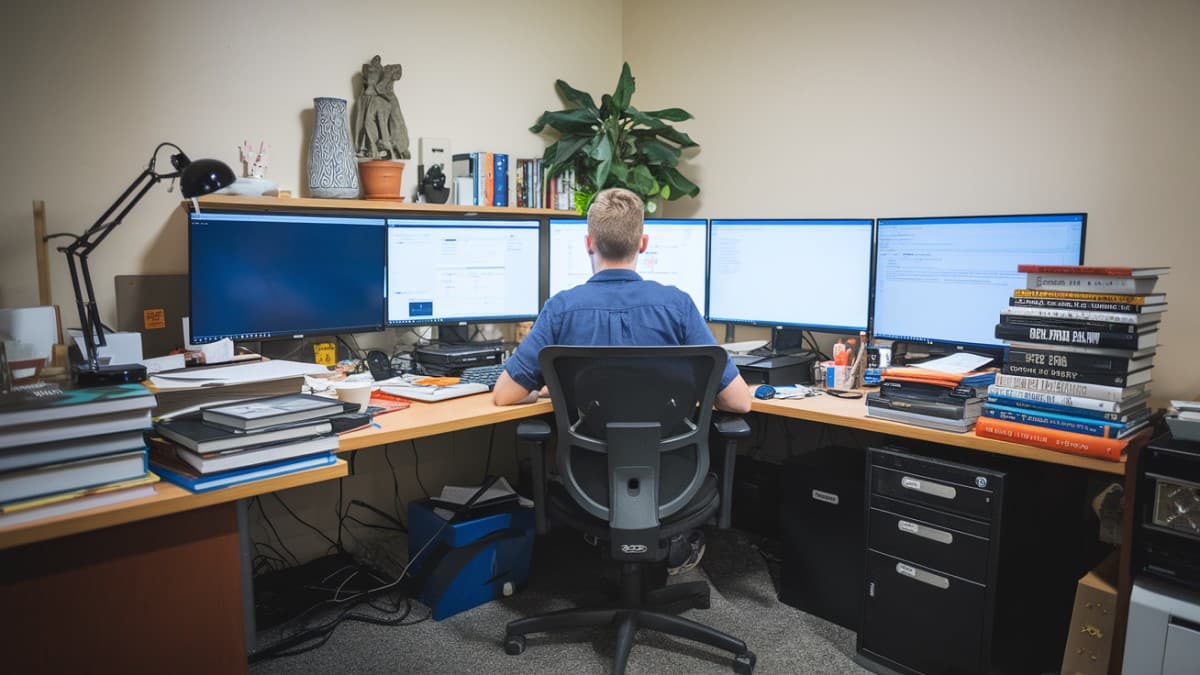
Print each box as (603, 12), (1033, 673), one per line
(0, 383), (158, 526)
(977, 265), (1167, 461)
(865, 366), (998, 433)
(148, 393), (344, 492)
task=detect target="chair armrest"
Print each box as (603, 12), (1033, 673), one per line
(518, 419), (552, 535)
(711, 415), (749, 529)
(517, 419), (552, 441)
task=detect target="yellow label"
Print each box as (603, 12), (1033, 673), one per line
(313, 342), (337, 366)
(143, 308), (166, 330)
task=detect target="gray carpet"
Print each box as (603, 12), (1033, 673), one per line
(250, 528), (868, 674)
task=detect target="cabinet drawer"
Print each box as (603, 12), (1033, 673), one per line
(859, 550), (987, 675)
(869, 507), (991, 584)
(871, 465), (996, 521)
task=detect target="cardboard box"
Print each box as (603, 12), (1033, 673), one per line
(1061, 552), (1119, 675)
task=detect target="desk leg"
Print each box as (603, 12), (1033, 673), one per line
(238, 498), (257, 654)
(1110, 442), (1141, 674)
(0, 502), (248, 674)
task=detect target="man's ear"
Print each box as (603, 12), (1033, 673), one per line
(638, 234), (649, 254)
(585, 234), (595, 255)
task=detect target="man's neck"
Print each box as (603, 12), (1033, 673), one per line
(593, 257), (638, 273)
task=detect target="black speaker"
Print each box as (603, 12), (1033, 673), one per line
(366, 350), (393, 380)
(778, 446), (866, 631)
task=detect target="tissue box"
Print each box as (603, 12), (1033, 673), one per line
(407, 499), (534, 620)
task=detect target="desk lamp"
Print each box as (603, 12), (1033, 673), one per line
(45, 143), (235, 387)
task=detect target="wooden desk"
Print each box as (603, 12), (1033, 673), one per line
(752, 394), (1127, 476)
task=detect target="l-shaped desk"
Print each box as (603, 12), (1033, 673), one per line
(0, 388), (1131, 673)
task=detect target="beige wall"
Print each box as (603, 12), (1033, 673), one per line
(627, 0), (1200, 400)
(0, 0), (622, 331)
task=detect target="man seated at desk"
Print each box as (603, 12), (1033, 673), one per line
(492, 187), (751, 413)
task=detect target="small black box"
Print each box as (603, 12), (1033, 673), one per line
(778, 445), (866, 631)
(738, 352), (816, 385)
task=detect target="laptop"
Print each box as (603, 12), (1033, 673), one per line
(378, 382), (490, 402)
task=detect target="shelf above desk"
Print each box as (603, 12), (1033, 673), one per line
(193, 194), (576, 218)
(752, 395), (1127, 476)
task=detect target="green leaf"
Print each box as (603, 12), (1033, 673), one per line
(637, 139), (680, 166)
(554, 135), (591, 166)
(659, 184), (671, 200)
(589, 135), (613, 163)
(628, 164), (656, 195)
(531, 109), (597, 134)
(643, 107), (693, 122)
(626, 108), (667, 130)
(650, 126), (698, 149)
(554, 79), (597, 112)
(659, 167), (700, 199)
(612, 63), (635, 111)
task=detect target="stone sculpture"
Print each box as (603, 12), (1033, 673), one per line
(355, 55), (411, 160)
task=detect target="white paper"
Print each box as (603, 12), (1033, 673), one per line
(182, 317), (235, 363)
(69, 329), (143, 364)
(149, 359), (329, 389)
(138, 353), (187, 374)
(0, 306), (58, 362)
(912, 353), (993, 374)
(1170, 400), (1200, 412)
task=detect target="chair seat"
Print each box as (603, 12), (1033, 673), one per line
(547, 472), (720, 549)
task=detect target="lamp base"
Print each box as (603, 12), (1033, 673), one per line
(72, 362), (148, 387)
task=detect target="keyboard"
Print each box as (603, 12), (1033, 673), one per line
(378, 382), (490, 402)
(459, 364), (505, 389)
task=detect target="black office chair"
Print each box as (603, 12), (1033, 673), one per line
(503, 345), (756, 674)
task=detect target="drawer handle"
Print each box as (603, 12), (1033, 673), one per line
(895, 562), (950, 590)
(900, 476), (957, 500)
(898, 519), (954, 545)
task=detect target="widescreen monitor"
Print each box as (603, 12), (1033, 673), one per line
(548, 218), (709, 314)
(386, 217), (540, 326)
(188, 212), (386, 343)
(872, 213), (1086, 349)
(708, 219), (874, 332)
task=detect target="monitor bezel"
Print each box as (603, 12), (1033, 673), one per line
(186, 210), (387, 344)
(869, 212), (1088, 351)
(706, 217), (876, 334)
(384, 215), (542, 327)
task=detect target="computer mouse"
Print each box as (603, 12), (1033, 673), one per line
(754, 384), (776, 400)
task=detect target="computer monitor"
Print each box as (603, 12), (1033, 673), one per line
(386, 217), (540, 327)
(188, 212), (386, 343)
(547, 218), (709, 314)
(872, 213), (1086, 350)
(708, 219), (874, 333)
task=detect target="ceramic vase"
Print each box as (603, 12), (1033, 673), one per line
(307, 97), (360, 198)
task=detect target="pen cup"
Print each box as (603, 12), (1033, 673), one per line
(334, 381), (373, 412)
(825, 364), (853, 390)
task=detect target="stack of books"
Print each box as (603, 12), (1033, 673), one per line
(148, 393), (345, 492)
(865, 366), (997, 433)
(0, 383), (159, 526)
(977, 265), (1167, 460)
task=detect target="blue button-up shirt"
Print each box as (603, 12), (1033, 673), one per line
(504, 268), (738, 391)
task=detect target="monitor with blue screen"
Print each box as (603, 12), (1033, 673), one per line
(871, 213), (1086, 350)
(708, 219), (874, 333)
(188, 212), (386, 343)
(386, 217), (540, 326)
(548, 218), (709, 315)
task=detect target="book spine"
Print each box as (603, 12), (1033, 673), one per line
(482, 152), (495, 206)
(991, 375), (1135, 403)
(493, 154), (508, 207)
(974, 416), (1128, 460)
(986, 394), (1138, 422)
(994, 322), (1146, 349)
(1009, 297), (1150, 313)
(986, 385), (1127, 412)
(1012, 288), (1154, 304)
(1026, 273), (1150, 294)
(1001, 306), (1143, 325)
(1016, 265), (1135, 276)
(982, 403), (1123, 438)
(1005, 346), (1140, 373)
(470, 152), (481, 206)
(1000, 363), (1133, 387)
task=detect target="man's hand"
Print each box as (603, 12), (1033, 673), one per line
(493, 370), (539, 405)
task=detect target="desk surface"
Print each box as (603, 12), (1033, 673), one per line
(753, 394), (1127, 475)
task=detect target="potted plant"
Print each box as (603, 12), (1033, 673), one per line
(531, 63), (699, 214)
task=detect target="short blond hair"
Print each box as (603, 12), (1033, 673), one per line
(587, 188), (644, 262)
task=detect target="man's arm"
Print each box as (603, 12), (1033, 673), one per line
(493, 370), (539, 405)
(715, 374), (752, 413)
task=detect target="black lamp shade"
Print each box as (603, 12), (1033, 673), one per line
(180, 158), (236, 198)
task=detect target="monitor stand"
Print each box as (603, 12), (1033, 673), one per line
(753, 327), (816, 360)
(437, 324), (501, 347)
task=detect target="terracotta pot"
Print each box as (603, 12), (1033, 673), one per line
(358, 160), (406, 200)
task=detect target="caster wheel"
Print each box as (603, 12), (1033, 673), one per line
(733, 650), (756, 674)
(504, 634), (526, 655)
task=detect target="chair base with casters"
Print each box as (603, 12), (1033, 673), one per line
(504, 346), (756, 675)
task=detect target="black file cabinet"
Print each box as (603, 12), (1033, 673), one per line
(857, 445), (1095, 675)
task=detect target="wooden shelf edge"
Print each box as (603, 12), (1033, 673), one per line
(192, 194), (577, 218)
(0, 460), (348, 551)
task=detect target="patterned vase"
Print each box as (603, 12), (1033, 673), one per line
(307, 97), (360, 198)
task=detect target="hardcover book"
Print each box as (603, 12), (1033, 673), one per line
(149, 440), (336, 493)
(986, 384), (1149, 413)
(1000, 362), (1152, 388)
(974, 416), (1150, 461)
(992, 374), (1145, 403)
(1005, 344), (1155, 374)
(172, 433), (338, 474)
(994, 322), (1158, 351)
(985, 394), (1148, 424)
(0, 429), (148, 474)
(998, 314), (1157, 335)
(0, 449), (148, 505)
(981, 402), (1148, 439)
(1009, 296), (1166, 315)
(866, 392), (983, 420)
(864, 405), (977, 433)
(1000, 306), (1160, 326)
(1024, 273), (1161, 295)
(0, 382), (155, 428)
(0, 409), (152, 451)
(201, 394), (344, 431)
(1016, 265), (1169, 277)
(155, 413), (334, 453)
(1011, 288), (1165, 305)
